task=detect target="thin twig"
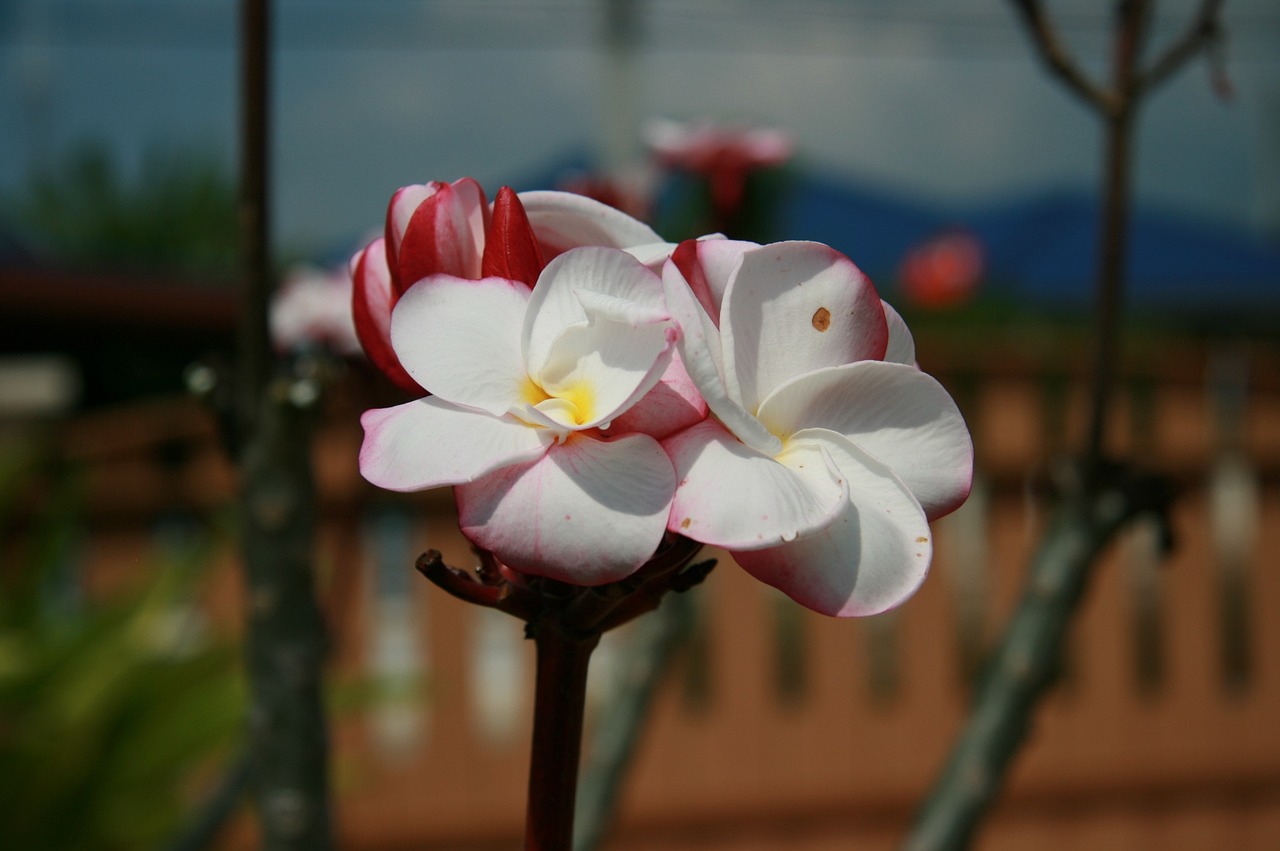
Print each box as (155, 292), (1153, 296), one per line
(1136, 0), (1226, 95)
(1081, 0), (1148, 472)
(1007, 0), (1113, 112)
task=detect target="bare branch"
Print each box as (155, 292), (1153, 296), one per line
(1135, 0), (1227, 96)
(904, 464), (1175, 851)
(1006, 0), (1113, 113)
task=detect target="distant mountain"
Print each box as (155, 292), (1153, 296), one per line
(777, 174), (1280, 314)
(489, 155), (1280, 317)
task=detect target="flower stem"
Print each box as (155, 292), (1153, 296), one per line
(415, 541), (713, 850)
(525, 618), (600, 851)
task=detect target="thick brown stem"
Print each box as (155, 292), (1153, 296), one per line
(525, 620), (600, 851)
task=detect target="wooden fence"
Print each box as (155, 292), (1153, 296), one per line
(49, 338), (1280, 850)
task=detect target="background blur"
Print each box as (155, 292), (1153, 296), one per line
(1, 1), (1278, 849)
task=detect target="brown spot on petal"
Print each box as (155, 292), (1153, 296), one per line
(680, 517), (692, 529)
(811, 306), (832, 331)
(916, 536), (928, 543)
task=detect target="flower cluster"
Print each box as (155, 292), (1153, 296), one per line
(355, 179), (972, 617)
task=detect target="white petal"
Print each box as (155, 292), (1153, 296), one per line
(734, 429), (931, 617)
(536, 317), (676, 430)
(525, 397), (583, 431)
(522, 247), (667, 378)
(624, 240), (679, 273)
(721, 241), (887, 412)
(574, 288), (670, 326)
(662, 251), (782, 456)
(679, 237), (756, 320)
(607, 353), (709, 441)
(519, 190), (663, 254)
(664, 419), (847, 550)
(882, 299), (917, 366)
(756, 361), (973, 520)
(457, 433), (675, 585)
(360, 398), (552, 492)
(390, 275), (531, 416)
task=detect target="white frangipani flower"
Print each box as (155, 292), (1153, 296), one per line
(661, 238), (973, 616)
(360, 247), (683, 584)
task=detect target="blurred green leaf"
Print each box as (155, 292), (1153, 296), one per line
(4, 140), (237, 278)
(0, 450), (243, 851)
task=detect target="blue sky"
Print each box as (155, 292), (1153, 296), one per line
(2, 0), (1278, 257)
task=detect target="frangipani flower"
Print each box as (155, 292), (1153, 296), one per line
(359, 247), (684, 584)
(661, 238), (973, 616)
(351, 178), (672, 394)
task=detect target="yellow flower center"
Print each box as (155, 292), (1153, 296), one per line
(521, 376), (552, 407)
(522, 376), (596, 427)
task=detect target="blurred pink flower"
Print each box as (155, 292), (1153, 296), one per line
(646, 118), (793, 224)
(270, 264), (361, 355)
(898, 229), (985, 309)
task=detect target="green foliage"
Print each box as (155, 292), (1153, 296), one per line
(5, 141), (238, 277)
(0, 448), (243, 851)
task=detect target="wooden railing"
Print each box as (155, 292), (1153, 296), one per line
(43, 339), (1280, 850)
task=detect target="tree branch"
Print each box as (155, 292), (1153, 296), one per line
(904, 466), (1174, 851)
(235, 2), (334, 848)
(1135, 0), (1226, 96)
(1007, 0), (1113, 113)
(905, 3), (1222, 847)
